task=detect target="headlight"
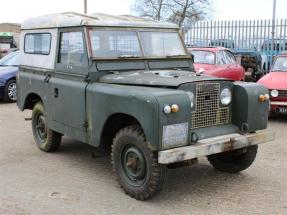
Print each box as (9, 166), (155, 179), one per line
(162, 123), (188, 149)
(220, 88), (232, 105)
(270, 90), (279, 98)
(187, 91), (195, 108)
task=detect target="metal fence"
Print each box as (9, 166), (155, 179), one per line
(183, 19), (287, 51)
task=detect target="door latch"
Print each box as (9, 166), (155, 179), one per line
(54, 88), (59, 98)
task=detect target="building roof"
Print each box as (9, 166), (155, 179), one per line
(21, 12), (179, 30)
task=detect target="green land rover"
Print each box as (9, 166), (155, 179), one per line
(17, 12), (274, 200)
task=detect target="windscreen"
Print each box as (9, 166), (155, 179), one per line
(89, 30), (142, 58)
(272, 57), (287, 71)
(140, 31), (186, 57)
(89, 30), (186, 58)
(0, 51), (19, 66)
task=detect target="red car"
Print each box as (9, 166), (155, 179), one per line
(258, 53), (287, 114)
(188, 47), (245, 81)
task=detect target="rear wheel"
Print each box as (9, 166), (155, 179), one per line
(4, 79), (17, 102)
(207, 145), (258, 173)
(32, 102), (62, 152)
(111, 125), (166, 200)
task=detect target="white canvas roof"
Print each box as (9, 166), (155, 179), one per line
(21, 12), (179, 30)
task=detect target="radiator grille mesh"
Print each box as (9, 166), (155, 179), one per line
(278, 90), (287, 98)
(191, 83), (230, 129)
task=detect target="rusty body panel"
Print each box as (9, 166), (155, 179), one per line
(158, 130), (275, 164)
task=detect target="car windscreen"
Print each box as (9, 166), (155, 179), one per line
(0, 51), (19, 66)
(89, 30), (142, 58)
(191, 50), (215, 64)
(89, 30), (186, 58)
(140, 31), (186, 57)
(272, 57), (287, 71)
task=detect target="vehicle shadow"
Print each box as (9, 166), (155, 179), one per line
(0, 100), (15, 105)
(56, 137), (250, 203)
(269, 113), (287, 122)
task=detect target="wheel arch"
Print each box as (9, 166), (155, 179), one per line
(23, 93), (43, 110)
(98, 113), (144, 154)
(6, 76), (16, 82)
(4, 76), (16, 88)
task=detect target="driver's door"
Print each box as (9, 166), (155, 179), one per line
(49, 28), (89, 140)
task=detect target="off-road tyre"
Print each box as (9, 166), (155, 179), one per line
(111, 125), (166, 200)
(207, 145), (258, 173)
(32, 102), (62, 152)
(4, 79), (17, 102)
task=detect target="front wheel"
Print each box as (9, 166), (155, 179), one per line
(32, 102), (62, 152)
(207, 145), (258, 173)
(4, 79), (17, 102)
(111, 125), (166, 200)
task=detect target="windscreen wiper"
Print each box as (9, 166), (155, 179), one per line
(166, 54), (188, 58)
(118, 55), (141, 59)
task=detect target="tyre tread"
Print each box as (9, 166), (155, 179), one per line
(111, 125), (165, 200)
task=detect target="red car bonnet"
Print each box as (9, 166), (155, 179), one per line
(258, 72), (287, 90)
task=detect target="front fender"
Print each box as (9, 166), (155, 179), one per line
(86, 83), (190, 150)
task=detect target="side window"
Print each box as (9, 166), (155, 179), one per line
(224, 51), (236, 64)
(24, 33), (51, 55)
(58, 32), (85, 66)
(216, 51), (226, 65)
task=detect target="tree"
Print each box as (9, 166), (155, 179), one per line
(132, 0), (212, 27)
(132, 0), (172, 21)
(169, 0), (211, 27)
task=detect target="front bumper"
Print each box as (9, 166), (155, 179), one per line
(158, 130), (275, 164)
(0, 86), (5, 99)
(271, 101), (287, 107)
(270, 101), (287, 113)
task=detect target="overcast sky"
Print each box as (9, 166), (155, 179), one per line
(0, 0), (286, 24)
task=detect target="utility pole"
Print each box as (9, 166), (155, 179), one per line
(271, 0), (276, 60)
(84, 0), (87, 14)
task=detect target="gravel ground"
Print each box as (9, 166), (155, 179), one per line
(0, 102), (286, 215)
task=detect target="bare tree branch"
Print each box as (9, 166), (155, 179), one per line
(131, 0), (212, 26)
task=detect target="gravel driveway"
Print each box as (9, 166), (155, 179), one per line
(0, 103), (286, 215)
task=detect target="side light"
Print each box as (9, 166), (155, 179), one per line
(171, 104), (179, 113)
(259, 94), (270, 102)
(163, 105), (171, 114)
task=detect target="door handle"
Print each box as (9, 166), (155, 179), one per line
(44, 74), (51, 83)
(54, 88), (59, 98)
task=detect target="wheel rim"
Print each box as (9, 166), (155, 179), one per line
(121, 145), (147, 187)
(35, 114), (47, 143)
(7, 82), (17, 101)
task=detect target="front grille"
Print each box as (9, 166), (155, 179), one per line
(191, 83), (230, 129)
(278, 90), (287, 98)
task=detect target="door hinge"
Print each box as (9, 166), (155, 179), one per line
(83, 121), (89, 129)
(85, 75), (91, 82)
